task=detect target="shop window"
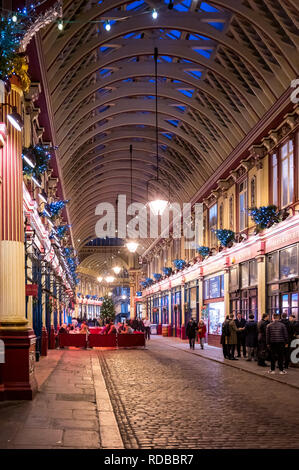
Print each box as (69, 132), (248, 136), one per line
(271, 153), (278, 206)
(250, 176), (256, 207)
(221, 274), (224, 297)
(267, 251), (279, 282)
(203, 280), (209, 300)
(239, 179), (247, 231)
(229, 195), (234, 230)
(219, 203), (223, 229)
(229, 266), (239, 291)
(241, 262), (249, 288)
(209, 203), (218, 246)
(249, 259), (258, 286)
(279, 245), (298, 280)
(281, 140), (294, 208)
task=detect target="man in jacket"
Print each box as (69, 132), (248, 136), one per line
(186, 318), (198, 350)
(244, 314), (258, 361)
(266, 314), (289, 374)
(221, 315), (230, 359)
(257, 313), (270, 367)
(228, 314), (239, 360)
(235, 312), (246, 358)
(280, 313), (292, 369)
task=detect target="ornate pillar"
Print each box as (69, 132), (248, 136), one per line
(0, 84), (37, 400)
(256, 242), (266, 321)
(181, 278), (186, 339)
(129, 268), (141, 319)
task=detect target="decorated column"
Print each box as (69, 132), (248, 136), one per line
(181, 277), (186, 339)
(0, 83), (37, 400)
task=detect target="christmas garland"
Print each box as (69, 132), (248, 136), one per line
(0, 12), (28, 83)
(162, 267), (172, 276)
(56, 224), (70, 240)
(22, 144), (52, 176)
(213, 229), (235, 247)
(153, 273), (162, 281)
(248, 205), (279, 232)
(173, 259), (186, 270)
(47, 200), (69, 220)
(196, 246), (210, 258)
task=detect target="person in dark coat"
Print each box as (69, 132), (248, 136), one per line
(228, 314), (239, 360)
(220, 315), (230, 359)
(131, 317), (139, 331)
(244, 314), (258, 361)
(186, 318), (198, 350)
(281, 313), (299, 369)
(235, 312), (246, 358)
(257, 313), (270, 366)
(266, 314), (289, 374)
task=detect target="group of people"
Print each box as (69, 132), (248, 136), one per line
(58, 316), (152, 339)
(58, 319), (89, 335)
(221, 312), (299, 374)
(186, 318), (207, 350)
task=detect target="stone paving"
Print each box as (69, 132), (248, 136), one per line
(159, 336), (299, 389)
(0, 349), (122, 449)
(0, 337), (299, 449)
(99, 336), (299, 449)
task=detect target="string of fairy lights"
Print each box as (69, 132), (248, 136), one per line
(2, 0), (176, 33)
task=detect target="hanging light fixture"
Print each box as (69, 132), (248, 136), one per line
(1, 104), (24, 131)
(126, 144), (139, 253)
(31, 174), (42, 187)
(105, 275), (115, 283)
(38, 191), (48, 203)
(22, 151), (36, 169)
(97, 276), (103, 282)
(147, 47), (170, 216)
(113, 266), (121, 275)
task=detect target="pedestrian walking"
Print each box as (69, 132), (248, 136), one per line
(143, 317), (151, 340)
(186, 317), (198, 350)
(244, 314), (258, 361)
(197, 320), (206, 350)
(266, 314), (289, 374)
(220, 315), (230, 359)
(280, 313), (292, 369)
(235, 312), (246, 358)
(257, 313), (270, 367)
(228, 314), (239, 360)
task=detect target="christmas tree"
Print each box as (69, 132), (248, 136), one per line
(101, 295), (115, 323)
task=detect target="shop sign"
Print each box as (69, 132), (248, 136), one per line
(265, 225), (299, 253)
(26, 284), (38, 297)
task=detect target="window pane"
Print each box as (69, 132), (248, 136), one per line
(281, 158), (289, 206)
(241, 262), (249, 288)
(289, 151), (294, 203)
(249, 260), (258, 286)
(272, 154), (278, 206)
(229, 267), (239, 291)
(204, 280), (209, 300)
(239, 193), (245, 230)
(267, 252), (279, 282)
(280, 245), (298, 280)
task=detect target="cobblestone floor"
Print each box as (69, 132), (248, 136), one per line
(1, 338), (299, 449)
(98, 336), (299, 449)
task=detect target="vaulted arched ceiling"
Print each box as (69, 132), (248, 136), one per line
(38, 0), (299, 265)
